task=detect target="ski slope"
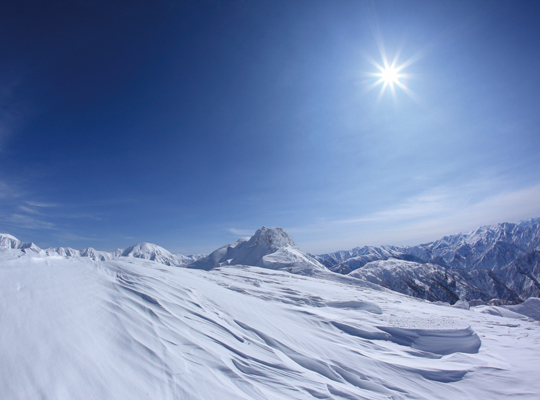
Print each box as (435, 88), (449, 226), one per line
(2, 247), (539, 399)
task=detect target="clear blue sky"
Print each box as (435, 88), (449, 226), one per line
(1, 0), (539, 254)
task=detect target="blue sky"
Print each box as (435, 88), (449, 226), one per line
(1, 0), (540, 254)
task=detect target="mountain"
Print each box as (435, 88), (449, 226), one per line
(0, 233), (41, 253)
(496, 249), (540, 298)
(314, 245), (424, 274)
(348, 259), (486, 304)
(402, 219), (540, 271)
(316, 219), (540, 304)
(0, 233), (202, 265)
(121, 242), (200, 266)
(189, 226), (327, 274)
(3, 218), (539, 303)
(2, 244), (540, 399)
(347, 258), (527, 304)
(316, 218), (540, 273)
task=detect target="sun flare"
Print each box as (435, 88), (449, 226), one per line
(379, 66), (400, 84)
(364, 46), (420, 105)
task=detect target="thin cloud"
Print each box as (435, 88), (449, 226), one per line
(228, 228), (254, 236)
(0, 181), (20, 199)
(295, 182), (540, 253)
(334, 189), (455, 225)
(8, 214), (56, 230)
(18, 205), (42, 215)
(19, 201), (101, 220)
(25, 201), (58, 208)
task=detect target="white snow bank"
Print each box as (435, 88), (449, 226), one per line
(503, 297), (540, 321)
(475, 305), (529, 320)
(330, 322), (480, 356)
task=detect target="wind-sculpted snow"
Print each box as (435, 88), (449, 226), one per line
(2, 248), (540, 399)
(502, 297), (540, 321)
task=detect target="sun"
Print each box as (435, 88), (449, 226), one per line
(379, 66), (400, 85)
(366, 58), (408, 100)
(363, 46), (420, 105)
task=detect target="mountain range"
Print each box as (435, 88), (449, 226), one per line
(2, 220), (540, 398)
(314, 218), (540, 304)
(2, 218), (540, 304)
(0, 233), (203, 266)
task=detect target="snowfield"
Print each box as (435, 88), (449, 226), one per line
(2, 247), (540, 399)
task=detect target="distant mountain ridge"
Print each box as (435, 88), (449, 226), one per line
(0, 234), (203, 266)
(314, 218), (540, 304)
(315, 218), (540, 273)
(2, 218), (540, 304)
(0, 227), (327, 275)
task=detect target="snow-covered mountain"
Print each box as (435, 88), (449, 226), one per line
(348, 259), (484, 304)
(121, 242), (201, 266)
(189, 226), (327, 274)
(496, 249), (540, 299)
(314, 245), (423, 274)
(402, 218), (540, 270)
(316, 218), (540, 273)
(0, 233), (41, 253)
(0, 233), (203, 265)
(314, 219), (540, 303)
(2, 244), (540, 399)
(2, 223), (540, 398)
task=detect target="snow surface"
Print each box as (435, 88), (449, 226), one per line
(503, 297), (540, 321)
(2, 246), (540, 399)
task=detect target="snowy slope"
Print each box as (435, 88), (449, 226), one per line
(496, 250), (540, 298)
(1, 247), (540, 399)
(189, 226), (327, 274)
(348, 259), (488, 303)
(347, 256), (540, 304)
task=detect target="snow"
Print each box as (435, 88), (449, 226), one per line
(0, 233), (204, 265)
(503, 297), (540, 321)
(318, 218), (540, 273)
(189, 227), (326, 273)
(2, 246), (540, 399)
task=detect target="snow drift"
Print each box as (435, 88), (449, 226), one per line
(2, 225), (540, 399)
(3, 247), (540, 399)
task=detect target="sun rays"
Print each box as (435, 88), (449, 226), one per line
(363, 42), (423, 106)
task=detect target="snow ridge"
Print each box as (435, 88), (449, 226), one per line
(4, 253), (540, 399)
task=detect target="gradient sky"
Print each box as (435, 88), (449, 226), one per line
(1, 0), (540, 254)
